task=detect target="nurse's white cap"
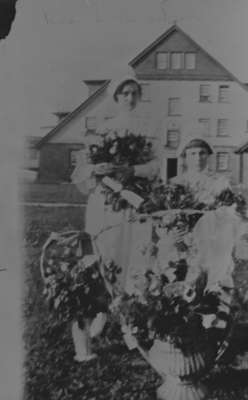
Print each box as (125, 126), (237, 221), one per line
(107, 66), (141, 102)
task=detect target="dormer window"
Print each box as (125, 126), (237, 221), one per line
(171, 52), (184, 70)
(155, 52), (196, 71)
(185, 53), (196, 70)
(156, 52), (169, 69)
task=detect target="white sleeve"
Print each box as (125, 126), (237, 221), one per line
(71, 150), (94, 183)
(133, 134), (161, 179)
(134, 159), (160, 179)
(211, 175), (231, 196)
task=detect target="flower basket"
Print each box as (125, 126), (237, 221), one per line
(40, 230), (110, 361)
(120, 285), (233, 400)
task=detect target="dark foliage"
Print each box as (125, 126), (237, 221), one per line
(23, 206), (248, 400)
(89, 133), (153, 167)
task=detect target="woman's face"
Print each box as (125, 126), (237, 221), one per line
(185, 147), (209, 172)
(116, 83), (141, 111)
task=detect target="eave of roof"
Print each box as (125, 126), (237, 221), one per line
(83, 80), (107, 85)
(235, 143), (248, 154)
(53, 112), (70, 117)
(25, 136), (43, 145)
(36, 80), (110, 148)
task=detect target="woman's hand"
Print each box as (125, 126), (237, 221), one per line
(94, 163), (115, 175)
(94, 163), (135, 178)
(115, 165), (135, 177)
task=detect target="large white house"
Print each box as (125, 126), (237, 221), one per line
(36, 24), (248, 185)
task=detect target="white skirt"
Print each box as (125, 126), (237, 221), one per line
(85, 186), (152, 292)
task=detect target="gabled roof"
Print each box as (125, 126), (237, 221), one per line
(129, 24), (178, 67)
(129, 24), (245, 86)
(36, 80), (110, 148)
(37, 24), (248, 149)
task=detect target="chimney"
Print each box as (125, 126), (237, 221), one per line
(53, 112), (70, 123)
(83, 80), (107, 97)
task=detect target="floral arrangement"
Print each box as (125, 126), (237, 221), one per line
(108, 182), (245, 355)
(88, 131), (154, 211)
(111, 269), (232, 354)
(88, 130), (246, 215)
(89, 131), (153, 168)
(138, 183), (198, 214)
(139, 182), (246, 215)
(41, 232), (111, 324)
(210, 188), (246, 216)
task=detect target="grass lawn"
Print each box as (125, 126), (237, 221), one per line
(23, 205), (248, 400)
(21, 183), (87, 204)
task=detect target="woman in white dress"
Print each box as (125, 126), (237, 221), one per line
(72, 75), (161, 293)
(171, 137), (231, 202)
(70, 74), (160, 361)
(170, 137), (245, 290)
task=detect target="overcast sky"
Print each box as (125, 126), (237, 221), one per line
(1, 0), (247, 139)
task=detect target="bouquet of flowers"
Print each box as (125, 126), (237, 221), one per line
(89, 131), (153, 168)
(88, 131), (155, 211)
(41, 232), (111, 324)
(139, 182), (246, 215)
(210, 188), (246, 216)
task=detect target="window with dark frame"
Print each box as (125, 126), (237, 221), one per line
(155, 52), (196, 71)
(217, 119), (229, 136)
(156, 52), (169, 69)
(166, 129), (180, 148)
(171, 52), (184, 70)
(185, 53), (196, 69)
(216, 152), (229, 171)
(218, 85), (230, 103)
(85, 116), (97, 130)
(199, 84), (211, 102)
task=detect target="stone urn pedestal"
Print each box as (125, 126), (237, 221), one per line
(148, 339), (216, 400)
